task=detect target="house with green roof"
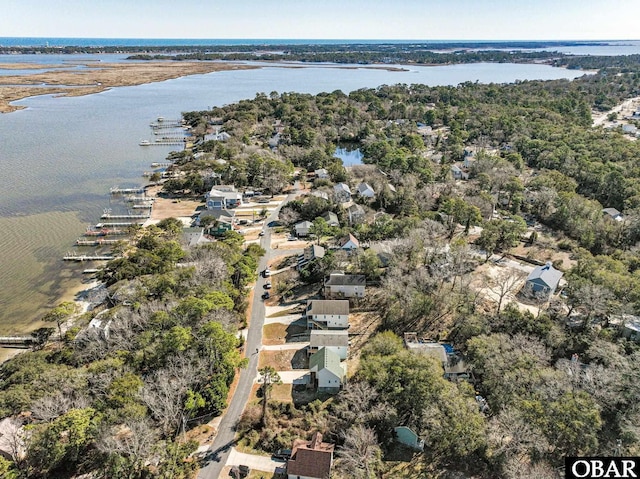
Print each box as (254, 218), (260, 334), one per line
(309, 347), (347, 393)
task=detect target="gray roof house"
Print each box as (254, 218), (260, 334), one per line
(347, 204), (365, 224)
(314, 168), (330, 179)
(298, 244), (325, 270)
(524, 262), (563, 298)
(309, 329), (349, 360)
(602, 207), (624, 222)
(334, 183), (352, 203)
(357, 182), (375, 198)
(294, 220), (314, 237)
(305, 299), (349, 330)
(321, 211), (340, 227)
(324, 271), (366, 298)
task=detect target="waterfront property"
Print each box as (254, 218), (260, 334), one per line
(205, 185), (243, 210)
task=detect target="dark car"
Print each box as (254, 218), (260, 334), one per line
(272, 448), (292, 460)
(262, 291), (270, 300)
(263, 282), (272, 289)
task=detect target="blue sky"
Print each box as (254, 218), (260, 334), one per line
(2, 0), (638, 40)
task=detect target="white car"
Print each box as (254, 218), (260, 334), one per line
(263, 269), (271, 277)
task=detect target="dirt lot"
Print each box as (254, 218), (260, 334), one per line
(262, 323), (308, 345)
(0, 61), (257, 113)
(258, 349), (307, 370)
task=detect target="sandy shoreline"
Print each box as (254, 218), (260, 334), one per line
(0, 60), (257, 113)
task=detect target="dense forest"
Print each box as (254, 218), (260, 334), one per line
(2, 53), (640, 478)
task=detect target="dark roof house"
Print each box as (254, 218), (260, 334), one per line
(286, 432), (334, 479)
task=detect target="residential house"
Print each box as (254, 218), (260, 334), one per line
(298, 245), (325, 271)
(314, 168), (329, 179)
(181, 227), (210, 248)
(357, 182), (375, 198)
(394, 426), (425, 451)
(324, 271), (366, 298)
(403, 332), (469, 381)
(602, 207), (624, 222)
(337, 233), (360, 251)
(524, 262), (563, 298)
(305, 299), (349, 330)
(622, 316), (640, 342)
(204, 129), (231, 142)
(347, 204), (365, 224)
(205, 185), (242, 210)
(333, 183), (352, 203)
(295, 220), (314, 237)
(451, 163), (470, 180)
(286, 432), (334, 479)
(309, 347), (347, 392)
(308, 330), (349, 360)
(197, 209), (236, 236)
(311, 190), (329, 201)
(321, 211), (340, 227)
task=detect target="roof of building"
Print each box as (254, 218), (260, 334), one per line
(199, 209), (236, 220)
(325, 272), (366, 287)
(338, 233), (360, 248)
(321, 211), (340, 224)
(301, 244), (326, 260)
(295, 220), (314, 230)
(602, 207), (623, 218)
(310, 330), (349, 348)
(527, 262), (563, 289)
(311, 190), (329, 200)
(357, 182), (374, 194)
(315, 168), (328, 175)
(309, 347), (344, 378)
(287, 432), (334, 479)
(307, 299), (350, 316)
(334, 183), (351, 194)
(347, 203), (364, 214)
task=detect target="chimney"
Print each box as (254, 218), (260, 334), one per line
(310, 432), (322, 449)
(544, 261), (552, 270)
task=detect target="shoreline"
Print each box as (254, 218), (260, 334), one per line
(0, 60), (258, 113)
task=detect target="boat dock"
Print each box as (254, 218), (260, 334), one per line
(0, 336), (35, 348)
(110, 186), (145, 195)
(76, 238), (124, 246)
(95, 221), (145, 228)
(150, 162), (172, 168)
(131, 203), (153, 209)
(100, 212), (150, 220)
(84, 228), (128, 236)
(63, 253), (116, 262)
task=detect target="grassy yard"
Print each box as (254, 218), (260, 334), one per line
(263, 323), (308, 345)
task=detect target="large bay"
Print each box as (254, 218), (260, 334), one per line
(0, 58), (586, 334)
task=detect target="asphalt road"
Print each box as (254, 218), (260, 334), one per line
(198, 191), (298, 479)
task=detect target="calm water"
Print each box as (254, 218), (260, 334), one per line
(0, 57), (587, 334)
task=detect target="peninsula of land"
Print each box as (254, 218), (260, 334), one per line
(0, 61), (257, 113)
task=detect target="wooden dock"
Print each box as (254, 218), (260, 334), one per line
(0, 336), (34, 348)
(76, 238), (124, 246)
(125, 195), (154, 203)
(95, 221), (145, 228)
(110, 186), (145, 195)
(100, 213), (150, 220)
(150, 162), (173, 168)
(63, 253), (116, 262)
(84, 228), (128, 236)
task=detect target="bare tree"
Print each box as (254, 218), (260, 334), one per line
(96, 419), (158, 478)
(335, 425), (382, 479)
(258, 366), (281, 427)
(31, 391), (89, 422)
(0, 417), (26, 467)
(486, 268), (526, 314)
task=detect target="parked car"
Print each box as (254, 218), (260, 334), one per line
(264, 282), (272, 289)
(272, 448), (292, 460)
(263, 268), (271, 277)
(262, 291), (270, 300)
(258, 230), (265, 236)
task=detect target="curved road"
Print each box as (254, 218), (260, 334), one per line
(198, 191), (298, 479)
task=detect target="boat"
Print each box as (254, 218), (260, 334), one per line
(139, 139), (151, 146)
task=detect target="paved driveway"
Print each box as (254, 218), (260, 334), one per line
(226, 447), (285, 473)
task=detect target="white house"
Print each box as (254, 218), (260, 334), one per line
(337, 233), (360, 250)
(309, 347), (347, 392)
(347, 204), (365, 224)
(294, 220), (314, 237)
(333, 183), (352, 203)
(305, 300), (349, 330)
(324, 271), (366, 298)
(309, 330), (349, 360)
(205, 185), (242, 210)
(297, 245), (325, 270)
(357, 182), (375, 198)
(314, 168), (329, 179)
